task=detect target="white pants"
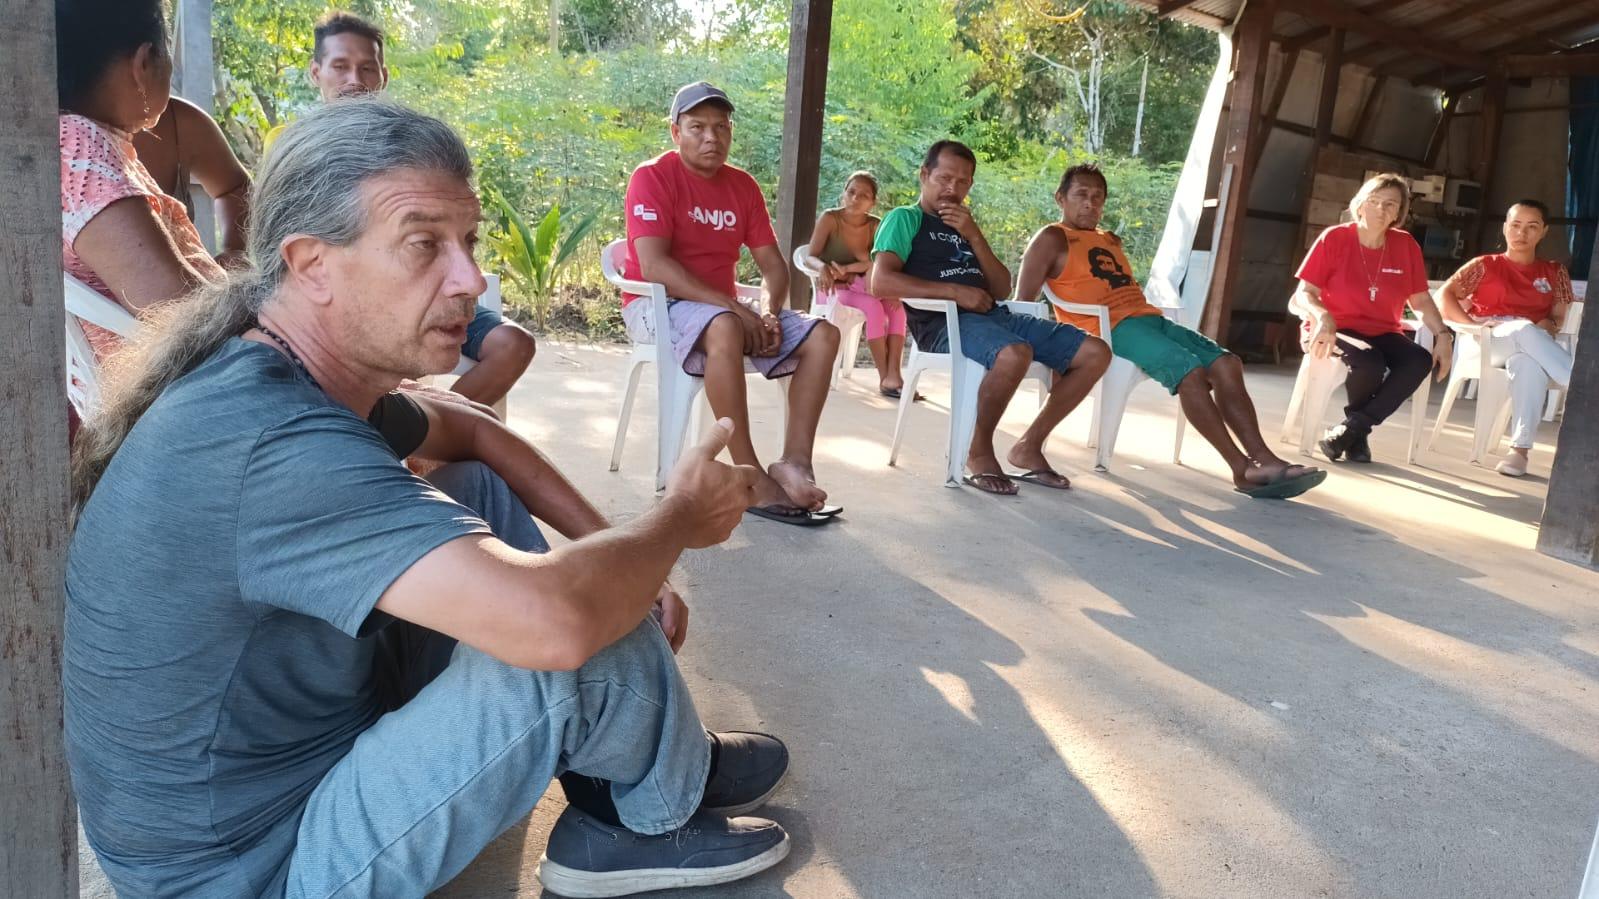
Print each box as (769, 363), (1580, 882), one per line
(1485, 320), (1573, 449)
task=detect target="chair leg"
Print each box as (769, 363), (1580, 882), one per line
(840, 322), (863, 383)
(1280, 356), (1313, 445)
(1085, 386), (1103, 450)
(657, 368), (703, 492)
(1406, 374), (1431, 465)
(1428, 375), (1466, 451)
(1298, 364), (1339, 459)
(1172, 403), (1187, 465)
(609, 358), (648, 472)
(1469, 374), (1508, 464)
(887, 363), (926, 467)
(946, 359), (983, 487)
(1091, 361), (1139, 470)
(1489, 397), (1513, 458)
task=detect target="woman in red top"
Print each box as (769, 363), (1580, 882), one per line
(1438, 200), (1575, 476)
(1292, 173), (1452, 462)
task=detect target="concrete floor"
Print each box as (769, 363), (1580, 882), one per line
(82, 341), (1599, 898)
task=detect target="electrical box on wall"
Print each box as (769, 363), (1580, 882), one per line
(1444, 179), (1483, 215)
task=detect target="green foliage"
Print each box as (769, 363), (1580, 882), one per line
(214, 0), (1213, 331)
(488, 194), (597, 328)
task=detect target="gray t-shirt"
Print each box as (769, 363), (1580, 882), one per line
(64, 338), (491, 897)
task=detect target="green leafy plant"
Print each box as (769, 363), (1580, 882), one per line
(487, 192), (597, 330)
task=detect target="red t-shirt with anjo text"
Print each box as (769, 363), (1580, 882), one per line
(1295, 221), (1428, 336)
(621, 151), (778, 305)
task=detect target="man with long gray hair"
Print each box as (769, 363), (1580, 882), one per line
(66, 99), (793, 898)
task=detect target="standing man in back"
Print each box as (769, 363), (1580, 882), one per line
(268, 10), (536, 410)
(622, 82), (843, 526)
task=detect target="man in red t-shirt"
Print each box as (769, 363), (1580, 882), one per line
(622, 82), (842, 525)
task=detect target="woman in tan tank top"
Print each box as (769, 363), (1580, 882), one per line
(804, 171), (910, 396)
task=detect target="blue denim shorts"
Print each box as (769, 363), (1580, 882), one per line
(924, 305), (1088, 373)
(461, 303), (505, 360)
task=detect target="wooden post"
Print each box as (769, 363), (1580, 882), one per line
(173, 0), (217, 252)
(1538, 229), (1599, 567)
(774, 0), (832, 312)
(1202, 0), (1278, 342)
(1298, 29), (1342, 253)
(1467, 68), (1506, 257)
(0, 1), (76, 896)
(1425, 88), (1458, 168)
(174, 0), (215, 113)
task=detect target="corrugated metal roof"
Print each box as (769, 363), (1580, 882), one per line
(1123, 0), (1599, 90)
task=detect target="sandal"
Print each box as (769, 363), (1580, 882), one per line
(1008, 468), (1071, 490)
(961, 471), (1018, 495)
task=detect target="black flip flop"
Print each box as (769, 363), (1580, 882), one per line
(879, 387), (926, 402)
(813, 504), (844, 518)
(1235, 467), (1327, 500)
(745, 504), (836, 526)
(1008, 468), (1071, 490)
(962, 471), (1018, 495)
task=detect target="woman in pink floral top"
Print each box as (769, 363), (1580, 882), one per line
(58, 0), (225, 360)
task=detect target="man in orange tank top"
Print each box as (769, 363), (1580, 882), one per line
(1017, 164), (1324, 499)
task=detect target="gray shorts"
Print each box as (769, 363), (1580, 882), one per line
(622, 297), (823, 379)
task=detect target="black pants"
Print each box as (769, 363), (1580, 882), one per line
(1336, 330), (1431, 430)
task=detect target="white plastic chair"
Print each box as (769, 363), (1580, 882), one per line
(602, 239), (789, 491)
(1280, 293), (1432, 464)
(887, 299), (1051, 487)
(791, 246), (867, 388)
(64, 274), (140, 415)
(1430, 301), (1583, 462)
(1040, 287), (1188, 470)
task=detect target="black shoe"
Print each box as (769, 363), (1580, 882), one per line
(1317, 423), (1366, 462)
(537, 805), (790, 898)
(1347, 432), (1372, 463)
(701, 731), (789, 816)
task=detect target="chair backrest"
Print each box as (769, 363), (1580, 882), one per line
(1563, 300), (1584, 337)
(791, 245), (826, 313)
(481, 273), (502, 315)
(64, 275), (140, 415)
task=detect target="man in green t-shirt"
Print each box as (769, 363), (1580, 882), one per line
(870, 140), (1111, 495)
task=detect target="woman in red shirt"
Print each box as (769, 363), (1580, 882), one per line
(1438, 200), (1575, 476)
(1292, 173), (1452, 462)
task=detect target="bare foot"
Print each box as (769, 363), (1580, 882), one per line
(1235, 456), (1319, 490)
(964, 451), (1019, 495)
(1006, 441), (1069, 488)
(880, 376), (904, 393)
(768, 458), (827, 510)
(749, 470), (793, 509)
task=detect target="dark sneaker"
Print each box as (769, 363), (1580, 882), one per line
(537, 806), (790, 898)
(1347, 432), (1373, 463)
(1317, 423), (1359, 462)
(702, 731), (789, 816)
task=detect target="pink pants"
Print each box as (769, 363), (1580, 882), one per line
(830, 280), (906, 340)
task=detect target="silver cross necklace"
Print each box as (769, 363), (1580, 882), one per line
(1357, 232), (1387, 304)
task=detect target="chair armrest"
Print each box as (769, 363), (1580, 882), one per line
(900, 297), (962, 357)
(63, 277), (139, 337)
(1039, 286), (1113, 348)
(1001, 300), (1049, 319)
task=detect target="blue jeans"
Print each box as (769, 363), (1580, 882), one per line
(279, 462), (712, 898)
(923, 305), (1087, 372)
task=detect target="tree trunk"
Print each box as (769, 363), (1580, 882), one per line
(548, 0), (560, 53)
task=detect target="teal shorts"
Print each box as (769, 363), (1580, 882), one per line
(1110, 314), (1229, 394)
